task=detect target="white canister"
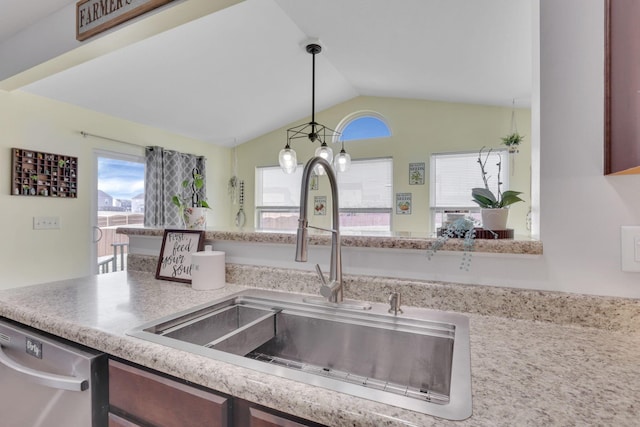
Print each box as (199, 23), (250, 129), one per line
(190, 250), (226, 290)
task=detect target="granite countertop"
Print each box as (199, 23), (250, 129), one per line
(0, 271), (638, 426)
(117, 226), (543, 255)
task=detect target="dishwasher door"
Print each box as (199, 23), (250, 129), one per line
(0, 319), (108, 427)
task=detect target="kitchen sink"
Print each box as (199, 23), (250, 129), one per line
(127, 289), (472, 420)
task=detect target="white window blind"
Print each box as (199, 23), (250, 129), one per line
(255, 158), (393, 232)
(338, 158), (393, 209)
(256, 166), (302, 207)
(430, 150), (509, 208)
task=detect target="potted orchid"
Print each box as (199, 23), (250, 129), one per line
(471, 147), (524, 230)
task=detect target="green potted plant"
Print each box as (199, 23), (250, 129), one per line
(172, 168), (210, 230)
(500, 132), (524, 153)
(471, 147), (524, 230)
(427, 216), (477, 271)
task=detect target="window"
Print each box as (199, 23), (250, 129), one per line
(95, 153), (145, 273)
(97, 157), (145, 215)
(255, 166), (302, 230)
(255, 158), (393, 232)
(430, 150), (510, 231)
(335, 111), (391, 142)
(338, 158), (393, 232)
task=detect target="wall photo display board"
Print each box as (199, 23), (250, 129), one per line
(156, 229), (205, 283)
(11, 148), (78, 197)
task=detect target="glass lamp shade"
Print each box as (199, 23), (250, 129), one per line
(279, 146), (297, 174)
(314, 144), (334, 175)
(334, 150), (351, 173)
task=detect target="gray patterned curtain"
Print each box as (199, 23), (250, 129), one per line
(144, 146), (206, 227)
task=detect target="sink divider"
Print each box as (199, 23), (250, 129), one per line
(205, 308), (281, 356)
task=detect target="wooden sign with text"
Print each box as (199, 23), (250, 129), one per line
(76, 0), (174, 41)
(156, 229), (205, 283)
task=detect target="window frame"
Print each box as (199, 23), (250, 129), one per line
(336, 156), (393, 233)
(333, 110), (392, 143)
(254, 164), (302, 230)
(255, 157), (394, 232)
(429, 149), (511, 232)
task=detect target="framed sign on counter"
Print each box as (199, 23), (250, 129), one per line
(156, 229), (205, 283)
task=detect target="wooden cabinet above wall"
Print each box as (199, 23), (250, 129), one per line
(605, 0), (640, 175)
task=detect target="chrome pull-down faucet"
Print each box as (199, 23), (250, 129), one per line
(295, 156), (343, 303)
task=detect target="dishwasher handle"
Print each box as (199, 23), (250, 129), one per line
(0, 345), (89, 392)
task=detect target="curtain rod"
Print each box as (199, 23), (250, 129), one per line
(79, 131), (142, 148)
(81, 131), (207, 160)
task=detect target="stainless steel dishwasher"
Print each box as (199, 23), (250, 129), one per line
(0, 319), (108, 427)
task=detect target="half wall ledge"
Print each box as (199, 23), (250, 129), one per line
(116, 227), (543, 256)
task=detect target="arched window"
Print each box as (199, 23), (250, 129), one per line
(334, 111), (392, 142)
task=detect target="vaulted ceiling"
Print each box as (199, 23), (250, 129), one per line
(3, 0), (533, 147)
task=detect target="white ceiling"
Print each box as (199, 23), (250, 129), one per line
(0, 0), (73, 41)
(8, 0), (533, 147)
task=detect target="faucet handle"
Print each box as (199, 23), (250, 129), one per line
(320, 281), (341, 298)
(315, 264), (340, 298)
(314, 264), (327, 285)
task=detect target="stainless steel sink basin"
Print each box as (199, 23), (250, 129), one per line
(127, 289), (472, 420)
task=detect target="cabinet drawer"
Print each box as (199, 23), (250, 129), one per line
(109, 412), (142, 427)
(233, 398), (325, 427)
(109, 360), (229, 427)
(248, 407), (310, 427)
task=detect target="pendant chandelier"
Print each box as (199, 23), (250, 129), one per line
(279, 42), (350, 174)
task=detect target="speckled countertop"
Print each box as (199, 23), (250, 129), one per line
(117, 226), (543, 255)
(1, 269), (639, 426)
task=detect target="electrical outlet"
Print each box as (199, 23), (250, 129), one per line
(621, 226), (640, 272)
(33, 216), (60, 230)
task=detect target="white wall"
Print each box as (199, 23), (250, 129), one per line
(235, 96), (532, 235)
(539, 0), (640, 297)
(225, 0), (640, 299)
(2, 0), (639, 299)
(0, 91), (231, 290)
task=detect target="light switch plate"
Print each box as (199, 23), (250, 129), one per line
(33, 216), (60, 230)
(621, 226), (640, 272)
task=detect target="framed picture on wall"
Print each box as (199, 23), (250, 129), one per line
(409, 162), (425, 185)
(396, 193), (412, 215)
(156, 229), (205, 283)
(314, 196), (327, 215)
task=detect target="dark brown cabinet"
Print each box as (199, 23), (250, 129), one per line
(233, 398), (325, 427)
(10, 148), (78, 197)
(108, 412), (143, 427)
(108, 360), (325, 427)
(605, 0), (640, 175)
(109, 360), (230, 427)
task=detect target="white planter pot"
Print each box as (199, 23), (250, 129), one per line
(481, 208), (509, 230)
(183, 207), (207, 230)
